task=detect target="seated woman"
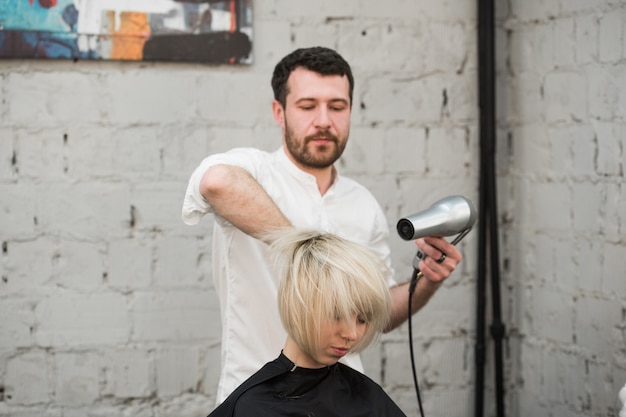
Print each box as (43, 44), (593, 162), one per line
(208, 229), (407, 417)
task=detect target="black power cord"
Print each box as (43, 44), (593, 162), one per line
(408, 268), (426, 417)
(406, 229), (473, 417)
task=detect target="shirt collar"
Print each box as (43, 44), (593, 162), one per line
(275, 147), (340, 193)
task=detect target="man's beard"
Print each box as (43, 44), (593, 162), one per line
(284, 120), (348, 169)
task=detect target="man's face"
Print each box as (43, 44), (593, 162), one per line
(273, 67), (351, 170)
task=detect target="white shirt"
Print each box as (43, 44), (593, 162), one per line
(182, 147), (396, 404)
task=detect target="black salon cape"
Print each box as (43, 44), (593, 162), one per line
(207, 352), (407, 417)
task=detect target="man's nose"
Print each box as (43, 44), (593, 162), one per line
(314, 107), (331, 129)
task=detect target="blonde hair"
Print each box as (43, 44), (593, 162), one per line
(268, 229), (391, 357)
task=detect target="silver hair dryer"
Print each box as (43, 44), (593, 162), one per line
(396, 195), (477, 241)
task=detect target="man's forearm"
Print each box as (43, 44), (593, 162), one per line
(384, 276), (442, 332)
(200, 164), (291, 240)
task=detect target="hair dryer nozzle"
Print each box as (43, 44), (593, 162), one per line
(396, 195), (477, 241)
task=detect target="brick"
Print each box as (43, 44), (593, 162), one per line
(554, 236), (579, 291)
(160, 126), (211, 181)
(549, 125), (575, 175)
(604, 182), (626, 242)
(603, 242), (626, 295)
(599, 10), (623, 62)
(0, 298), (36, 348)
(2, 238), (55, 294)
(588, 65), (622, 120)
(105, 71), (199, 125)
(531, 288), (574, 344)
(518, 343), (544, 404)
(426, 127), (473, 178)
(337, 126), (387, 175)
(422, 337), (469, 387)
(102, 349), (152, 398)
(0, 128), (16, 180)
(585, 360), (614, 414)
(131, 290), (220, 342)
(64, 126), (163, 180)
(509, 23), (554, 73)
(36, 183), (131, 240)
(155, 347), (200, 396)
(157, 393), (214, 417)
(544, 71), (588, 123)
(511, 0), (560, 21)
(271, 0), (360, 18)
(560, 0), (607, 16)
(0, 404), (61, 417)
(5, 350), (50, 405)
(200, 343), (221, 398)
(245, 18), (291, 73)
(131, 181), (189, 232)
(35, 293), (130, 347)
(362, 75), (447, 125)
(623, 7), (626, 60)
(575, 239), (604, 293)
(206, 126), (278, 156)
(383, 341), (418, 388)
(338, 20), (469, 76)
(595, 122), (624, 177)
(14, 129), (65, 180)
(5, 72), (104, 126)
(512, 125), (552, 177)
(574, 296), (623, 354)
(575, 13), (599, 64)
(154, 237), (207, 287)
(290, 20), (340, 53)
(449, 73), (477, 123)
(381, 127), (427, 174)
(360, 343), (382, 384)
(384, 388), (420, 417)
(572, 181), (603, 234)
(197, 72), (274, 127)
(553, 17), (577, 67)
(528, 234), (558, 284)
(52, 239), (104, 291)
(107, 239), (152, 290)
(372, 0), (475, 20)
(571, 124), (598, 175)
(532, 182), (572, 232)
(54, 352), (100, 406)
(0, 184), (38, 239)
(554, 352), (587, 410)
(509, 72), (544, 124)
(413, 283), (474, 336)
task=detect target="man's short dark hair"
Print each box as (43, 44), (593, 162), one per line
(271, 47), (354, 108)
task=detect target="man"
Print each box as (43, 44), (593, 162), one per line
(182, 46), (462, 404)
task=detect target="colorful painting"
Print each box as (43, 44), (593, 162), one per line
(0, 0), (253, 64)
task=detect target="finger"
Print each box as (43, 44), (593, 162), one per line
(423, 237), (462, 263)
(416, 238), (449, 264)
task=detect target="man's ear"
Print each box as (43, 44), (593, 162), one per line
(272, 100), (285, 128)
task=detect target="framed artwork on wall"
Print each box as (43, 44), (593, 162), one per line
(0, 0), (253, 64)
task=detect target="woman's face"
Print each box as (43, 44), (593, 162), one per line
(302, 314), (367, 368)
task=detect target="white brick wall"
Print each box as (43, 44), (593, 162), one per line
(1, 0), (624, 416)
(501, 0), (626, 416)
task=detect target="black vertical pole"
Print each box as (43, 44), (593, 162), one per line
(475, 1), (492, 415)
(477, 0), (505, 416)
